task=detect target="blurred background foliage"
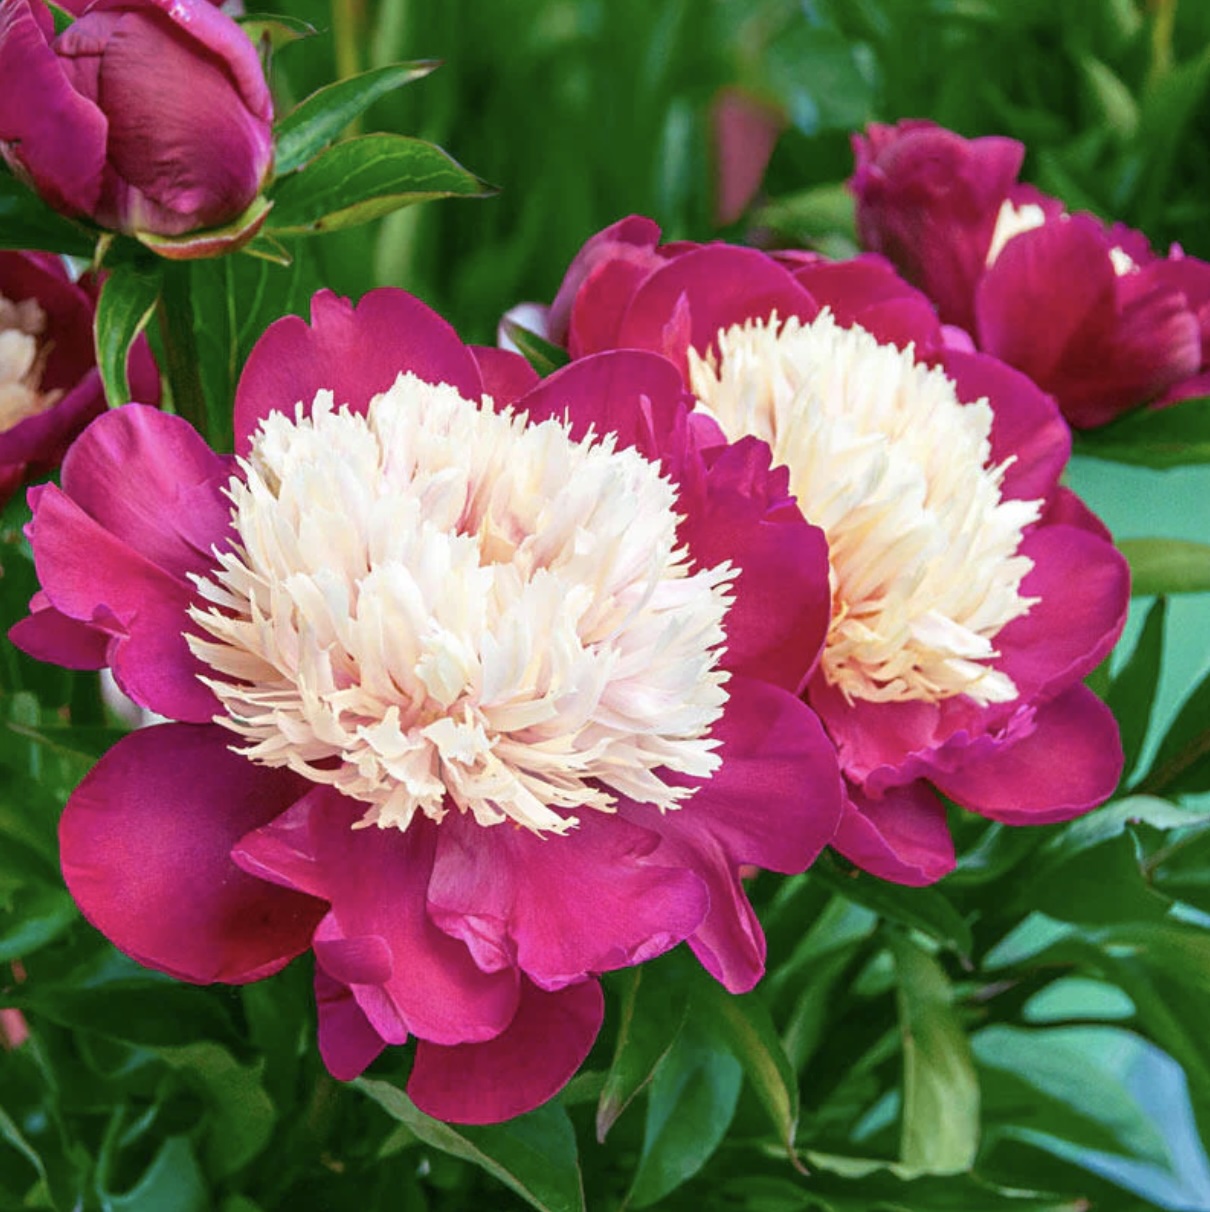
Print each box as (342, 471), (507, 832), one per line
(4, 0), (1210, 1209)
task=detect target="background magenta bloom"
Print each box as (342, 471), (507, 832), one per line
(12, 287), (842, 1122)
(541, 219), (1130, 886)
(0, 251), (157, 508)
(850, 119), (1210, 427)
(0, 0), (272, 240)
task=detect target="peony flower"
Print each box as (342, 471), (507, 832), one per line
(850, 119), (1210, 427)
(0, 250), (157, 508)
(0, 0), (273, 250)
(11, 288), (842, 1122)
(538, 218), (1130, 886)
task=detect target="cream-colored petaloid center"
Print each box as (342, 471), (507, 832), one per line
(688, 311), (1041, 706)
(0, 296), (60, 433)
(188, 376), (733, 836)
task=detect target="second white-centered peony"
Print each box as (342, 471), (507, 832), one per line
(188, 374), (734, 836)
(688, 310), (1041, 707)
(0, 295), (59, 433)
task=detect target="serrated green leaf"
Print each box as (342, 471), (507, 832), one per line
(596, 966), (688, 1142)
(275, 62), (441, 176)
(1118, 539), (1210, 595)
(1107, 597), (1166, 781)
(356, 1080), (585, 1212)
(266, 134), (494, 236)
(0, 170), (95, 257)
(94, 262), (161, 407)
(890, 933), (979, 1177)
(626, 1011), (743, 1208)
(1073, 397), (1210, 468)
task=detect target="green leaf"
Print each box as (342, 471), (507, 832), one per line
(1118, 538), (1210, 595)
(356, 1079), (585, 1212)
(275, 62), (441, 176)
(1150, 823), (1210, 913)
(1073, 397), (1210, 468)
(0, 170), (95, 257)
(499, 318), (571, 377)
(814, 860), (973, 962)
(237, 12), (316, 49)
(94, 262), (162, 407)
(266, 134), (494, 236)
(596, 966), (688, 1142)
(889, 933), (979, 1177)
(103, 1135), (208, 1212)
(1137, 663), (1210, 796)
(751, 182), (857, 246)
(626, 1010), (743, 1209)
(1107, 597), (1166, 781)
(0, 886), (76, 963)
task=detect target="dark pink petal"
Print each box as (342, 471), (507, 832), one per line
(850, 121), (1024, 331)
(22, 482), (218, 721)
(428, 809), (708, 992)
(409, 979), (603, 1124)
(831, 783), (955, 886)
(314, 967), (387, 1081)
(60, 724), (324, 983)
(516, 349), (688, 465)
(469, 345), (539, 407)
(681, 837), (766, 993)
(676, 436), (830, 692)
(552, 215), (662, 347)
(616, 246), (817, 377)
(289, 797), (520, 1047)
(7, 594), (109, 668)
(0, 0), (106, 217)
(1040, 487), (1113, 542)
(994, 523), (1130, 701)
(933, 348), (1070, 503)
(930, 685), (1122, 824)
(234, 289), (484, 456)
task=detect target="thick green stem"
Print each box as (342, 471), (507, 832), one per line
(156, 262), (207, 438)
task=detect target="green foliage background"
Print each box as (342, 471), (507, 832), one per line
(3, 0), (1210, 1209)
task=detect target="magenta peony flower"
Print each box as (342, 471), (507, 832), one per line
(0, 0), (273, 246)
(539, 218), (1130, 886)
(11, 288), (842, 1122)
(849, 119), (1210, 427)
(0, 251), (157, 507)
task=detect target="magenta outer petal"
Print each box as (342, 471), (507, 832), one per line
(60, 724), (324, 983)
(409, 979), (604, 1124)
(831, 783), (956, 887)
(933, 348), (1070, 503)
(994, 524), (1130, 702)
(427, 809), (708, 992)
(931, 685), (1123, 824)
(314, 967), (388, 1082)
(234, 289), (485, 456)
(8, 595), (109, 668)
(615, 245), (818, 376)
(469, 345), (539, 407)
(712, 87), (784, 226)
(0, 0), (106, 218)
(676, 436), (830, 693)
(1040, 487), (1113, 541)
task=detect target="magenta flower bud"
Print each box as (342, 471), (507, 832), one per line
(0, 0), (272, 242)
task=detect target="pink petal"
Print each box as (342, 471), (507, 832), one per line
(470, 345), (540, 407)
(711, 87), (784, 226)
(7, 594), (110, 668)
(409, 978), (603, 1124)
(234, 289), (484, 456)
(831, 783), (955, 886)
(428, 809), (708, 992)
(60, 724), (324, 983)
(931, 685), (1122, 824)
(314, 967), (387, 1081)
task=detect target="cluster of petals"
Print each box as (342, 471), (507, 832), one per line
(0, 251), (157, 507)
(529, 215), (1130, 886)
(0, 0), (273, 246)
(849, 119), (1210, 428)
(11, 287), (844, 1122)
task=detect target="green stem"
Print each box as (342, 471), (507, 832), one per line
(156, 262), (207, 438)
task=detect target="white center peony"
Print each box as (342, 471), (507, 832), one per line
(987, 200), (1138, 276)
(188, 375), (734, 836)
(688, 311), (1040, 707)
(0, 296), (59, 434)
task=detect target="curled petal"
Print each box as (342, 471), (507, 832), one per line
(831, 783), (955, 887)
(315, 966), (388, 1081)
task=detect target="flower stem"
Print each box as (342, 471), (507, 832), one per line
(156, 262), (207, 438)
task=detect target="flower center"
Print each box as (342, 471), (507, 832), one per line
(688, 311), (1040, 706)
(0, 295), (60, 434)
(188, 375), (733, 835)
